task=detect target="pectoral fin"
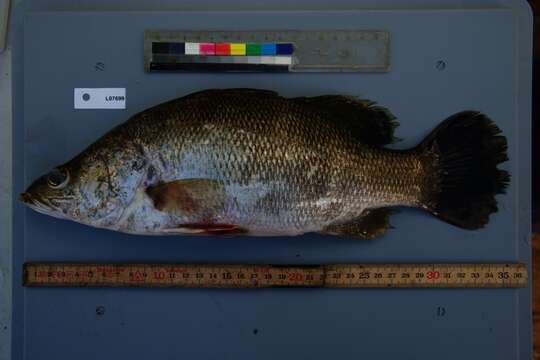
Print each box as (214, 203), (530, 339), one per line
(322, 208), (394, 240)
(146, 179), (226, 217)
(147, 179), (249, 236)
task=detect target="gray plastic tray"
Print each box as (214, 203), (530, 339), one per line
(10, 2), (532, 359)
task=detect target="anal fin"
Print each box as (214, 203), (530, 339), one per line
(163, 223), (248, 235)
(321, 208), (394, 240)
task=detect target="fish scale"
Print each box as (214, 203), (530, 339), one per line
(116, 90), (424, 234)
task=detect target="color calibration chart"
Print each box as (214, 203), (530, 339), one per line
(144, 30), (390, 72)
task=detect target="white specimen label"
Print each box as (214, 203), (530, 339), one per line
(74, 88), (126, 109)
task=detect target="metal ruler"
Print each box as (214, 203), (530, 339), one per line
(24, 263), (527, 288)
(144, 30), (390, 72)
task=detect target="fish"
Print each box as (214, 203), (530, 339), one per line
(19, 88), (509, 239)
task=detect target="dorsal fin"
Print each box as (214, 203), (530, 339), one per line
(156, 90), (399, 147)
(182, 88), (279, 100)
(293, 95), (399, 147)
(136, 89), (281, 121)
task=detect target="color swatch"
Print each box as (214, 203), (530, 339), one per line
(152, 41), (294, 56)
(150, 41), (295, 71)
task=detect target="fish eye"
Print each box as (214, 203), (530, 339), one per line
(47, 168), (69, 189)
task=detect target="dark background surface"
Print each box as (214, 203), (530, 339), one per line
(527, 0), (539, 358)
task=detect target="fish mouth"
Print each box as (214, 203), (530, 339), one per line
(19, 192), (33, 204)
(19, 192), (68, 220)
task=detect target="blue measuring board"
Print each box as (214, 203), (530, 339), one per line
(9, 1), (532, 360)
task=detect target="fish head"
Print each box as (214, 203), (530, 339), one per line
(20, 140), (148, 229)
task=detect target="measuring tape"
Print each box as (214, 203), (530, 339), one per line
(23, 263), (527, 288)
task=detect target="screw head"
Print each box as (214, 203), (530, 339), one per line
(435, 60), (446, 71)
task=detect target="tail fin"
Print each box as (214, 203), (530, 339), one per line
(420, 111), (509, 229)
